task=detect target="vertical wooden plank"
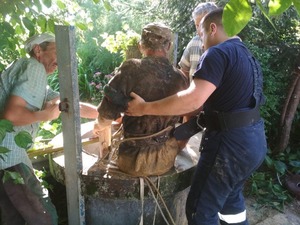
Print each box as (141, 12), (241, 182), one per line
(55, 25), (85, 225)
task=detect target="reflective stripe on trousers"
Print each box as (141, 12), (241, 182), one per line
(219, 210), (246, 224)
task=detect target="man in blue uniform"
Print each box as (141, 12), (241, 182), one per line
(126, 9), (267, 225)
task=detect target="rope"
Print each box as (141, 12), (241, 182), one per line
(97, 168), (177, 225)
(96, 125), (176, 225)
(139, 177), (144, 225)
(119, 125), (173, 143)
(152, 177), (160, 225)
(98, 125), (173, 163)
(143, 176), (176, 225)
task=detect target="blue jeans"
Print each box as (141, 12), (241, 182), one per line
(186, 120), (267, 225)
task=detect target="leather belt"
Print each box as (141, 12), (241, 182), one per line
(173, 108), (261, 140)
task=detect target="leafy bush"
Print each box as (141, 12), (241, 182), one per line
(239, 7), (300, 210)
(241, 7), (300, 148)
(246, 170), (292, 211)
(0, 120), (33, 157)
(0, 119), (33, 184)
(101, 26), (141, 60)
(77, 67), (113, 104)
(246, 43), (288, 140)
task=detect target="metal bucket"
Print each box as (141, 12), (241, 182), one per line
(49, 122), (201, 225)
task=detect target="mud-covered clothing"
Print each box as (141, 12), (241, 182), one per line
(98, 56), (189, 176)
(186, 38), (267, 225)
(178, 35), (203, 81)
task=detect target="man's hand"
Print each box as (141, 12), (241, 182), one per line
(93, 117), (113, 136)
(125, 92), (146, 116)
(43, 101), (61, 121)
(93, 120), (102, 136)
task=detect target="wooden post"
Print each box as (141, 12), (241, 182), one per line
(55, 25), (85, 225)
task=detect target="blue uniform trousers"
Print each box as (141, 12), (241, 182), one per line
(186, 119), (267, 225)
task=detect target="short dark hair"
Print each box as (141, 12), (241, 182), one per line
(201, 8), (223, 32)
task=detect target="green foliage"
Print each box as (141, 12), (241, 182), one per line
(0, 119), (33, 186)
(246, 42), (286, 135)
(0, 146), (10, 162)
(153, 0), (200, 61)
(294, 0), (300, 14)
(223, 0), (252, 36)
(269, 0), (293, 16)
(0, 119), (34, 186)
(101, 26), (141, 60)
(2, 170), (24, 185)
(247, 171), (292, 211)
(47, 71), (60, 93)
(268, 150), (300, 175)
(0, 122), (51, 187)
(77, 66), (113, 104)
(74, 1), (132, 104)
(0, 0), (64, 70)
(248, 148), (300, 210)
(0, 119), (33, 156)
(241, 6), (300, 149)
(37, 121), (61, 140)
(0, 119), (14, 143)
(34, 168), (53, 191)
(256, 0), (276, 30)
(14, 131), (33, 150)
(245, 14), (300, 207)
(221, 0), (299, 36)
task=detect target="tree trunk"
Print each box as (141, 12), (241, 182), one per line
(276, 66), (300, 154)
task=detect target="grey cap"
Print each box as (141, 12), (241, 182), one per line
(24, 33), (55, 53)
(141, 22), (172, 49)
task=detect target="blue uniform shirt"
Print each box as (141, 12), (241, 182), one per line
(194, 38), (259, 112)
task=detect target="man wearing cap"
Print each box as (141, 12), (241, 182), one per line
(0, 33), (97, 225)
(94, 22), (189, 176)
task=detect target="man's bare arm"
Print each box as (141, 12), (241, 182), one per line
(93, 116), (113, 135)
(3, 95), (60, 126)
(126, 79), (216, 116)
(79, 102), (98, 119)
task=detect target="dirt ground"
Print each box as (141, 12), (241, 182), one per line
(246, 197), (300, 225)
